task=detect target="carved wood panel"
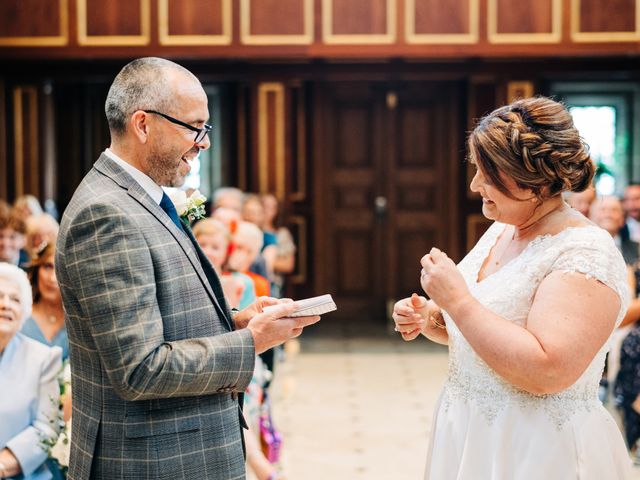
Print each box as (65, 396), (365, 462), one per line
(406, 0), (479, 44)
(323, 0), (395, 44)
(159, 0), (231, 45)
(0, 0), (67, 46)
(488, 0), (561, 43)
(241, 0), (312, 44)
(78, 0), (150, 45)
(572, 0), (639, 42)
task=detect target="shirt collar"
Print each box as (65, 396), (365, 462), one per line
(104, 148), (164, 205)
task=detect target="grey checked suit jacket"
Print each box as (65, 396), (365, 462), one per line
(56, 154), (255, 480)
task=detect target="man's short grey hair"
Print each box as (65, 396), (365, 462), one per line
(0, 262), (33, 324)
(105, 57), (197, 136)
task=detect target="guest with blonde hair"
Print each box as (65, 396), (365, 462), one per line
(13, 195), (43, 219)
(228, 221), (270, 298)
(192, 218), (255, 309)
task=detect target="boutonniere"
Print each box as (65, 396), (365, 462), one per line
(169, 189), (207, 223)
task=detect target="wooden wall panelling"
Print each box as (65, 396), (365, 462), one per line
(258, 83), (286, 200)
(77, 0), (150, 45)
(41, 83), (57, 203)
(323, 0), (396, 44)
(488, 0), (562, 43)
(290, 84), (307, 202)
(159, 0), (231, 45)
(405, 0), (479, 44)
(0, 0), (68, 46)
(288, 214), (308, 284)
(571, 0), (640, 42)
(12, 86), (40, 198)
(0, 80), (6, 200)
(241, 0), (313, 45)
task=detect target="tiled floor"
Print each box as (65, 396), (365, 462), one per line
(258, 320), (640, 480)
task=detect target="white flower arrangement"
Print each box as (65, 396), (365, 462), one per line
(169, 189), (207, 223)
(41, 360), (71, 476)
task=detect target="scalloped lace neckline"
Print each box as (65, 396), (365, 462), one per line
(475, 223), (598, 284)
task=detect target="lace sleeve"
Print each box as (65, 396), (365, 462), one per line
(549, 228), (630, 321)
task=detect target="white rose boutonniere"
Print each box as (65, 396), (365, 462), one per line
(169, 189), (207, 224)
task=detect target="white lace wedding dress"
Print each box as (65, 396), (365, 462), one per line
(425, 222), (633, 479)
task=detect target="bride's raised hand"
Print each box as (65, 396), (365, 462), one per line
(420, 248), (472, 314)
(392, 294), (428, 341)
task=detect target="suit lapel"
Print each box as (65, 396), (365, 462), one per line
(93, 154), (233, 331)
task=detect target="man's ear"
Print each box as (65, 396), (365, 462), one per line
(130, 110), (150, 144)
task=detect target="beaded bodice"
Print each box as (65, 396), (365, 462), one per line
(442, 222), (629, 428)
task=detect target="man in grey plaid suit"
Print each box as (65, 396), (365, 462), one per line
(55, 57), (319, 479)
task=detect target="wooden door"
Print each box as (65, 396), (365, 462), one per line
(313, 81), (463, 322)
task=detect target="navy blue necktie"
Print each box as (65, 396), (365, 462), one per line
(159, 192), (185, 232)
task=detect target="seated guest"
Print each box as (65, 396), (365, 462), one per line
(0, 200), (28, 268)
(22, 243), (69, 361)
(192, 218), (256, 309)
(13, 196), (43, 220)
(565, 185), (596, 218)
(213, 187), (244, 214)
(615, 324), (640, 456)
(24, 215), (59, 260)
(242, 194), (278, 286)
(0, 263), (62, 480)
(228, 221), (270, 297)
(624, 184), (640, 243)
(262, 193), (296, 298)
(590, 195), (639, 265)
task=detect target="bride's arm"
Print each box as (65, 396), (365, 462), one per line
(423, 248), (619, 395)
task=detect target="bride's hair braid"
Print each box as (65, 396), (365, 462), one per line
(468, 96), (594, 202)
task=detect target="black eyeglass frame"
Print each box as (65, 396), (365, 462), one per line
(143, 110), (212, 143)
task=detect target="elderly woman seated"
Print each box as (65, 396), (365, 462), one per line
(0, 262), (62, 479)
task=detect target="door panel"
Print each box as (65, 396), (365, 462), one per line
(314, 81), (462, 322)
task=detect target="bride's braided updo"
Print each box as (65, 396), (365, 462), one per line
(468, 96), (594, 201)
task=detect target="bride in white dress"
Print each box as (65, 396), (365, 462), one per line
(393, 97), (632, 479)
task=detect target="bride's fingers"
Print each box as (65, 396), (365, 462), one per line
(430, 247), (449, 264)
(395, 321), (424, 333)
(401, 328), (422, 341)
(421, 253), (435, 270)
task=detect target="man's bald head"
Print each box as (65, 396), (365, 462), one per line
(105, 57), (199, 137)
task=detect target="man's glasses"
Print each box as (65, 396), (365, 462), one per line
(143, 110), (212, 143)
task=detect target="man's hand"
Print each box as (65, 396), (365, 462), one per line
(246, 302), (321, 354)
(232, 296), (291, 330)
